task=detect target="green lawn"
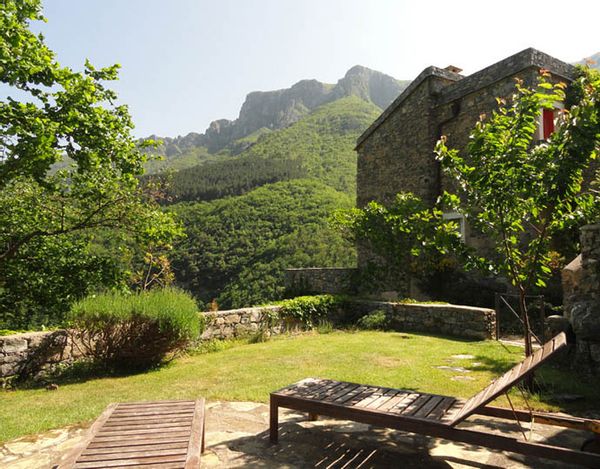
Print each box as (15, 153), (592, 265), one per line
(1, 331), (598, 443)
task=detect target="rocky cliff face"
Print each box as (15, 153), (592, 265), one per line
(148, 66), (408, 155)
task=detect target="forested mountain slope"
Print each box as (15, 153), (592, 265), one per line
(169, 179), (356, 309)
(166, 96), (381, 201)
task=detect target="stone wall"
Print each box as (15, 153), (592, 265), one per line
(356, 69), (459, 210)
(0, 330), (82, 383)
(563, 224), (600, 374)
(285, 268), (357, 295)
(200, 306), (283, 340)
(0, 301), (496, 380)
(341, 300), (495, 340)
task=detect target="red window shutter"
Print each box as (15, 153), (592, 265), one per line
(543, 109), (555, 139)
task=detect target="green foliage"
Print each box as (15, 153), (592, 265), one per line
(0, 233), (125, 329)
(143, 146), (214, 175)
(189, 337), (245, 355)
(356, 310), (388, 330)
(167, 156), (306, 202)
(333, 192), (484, 292)
(69, 288), (201, 370)
(0, 0), (182, 329)
(436, 68), (600, 355)
(227, 127), (273, 155)
(170, 180), (356, 308)
(0, 329), (27, 336)
(166, 97), (381, 202)
(278, 294), (341, 328)
(437, 69), (600, 291)
(315, 319), (334, 334)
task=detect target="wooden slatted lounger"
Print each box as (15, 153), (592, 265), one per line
(270, 333), (600, 467)
(56, 399), (205, 469)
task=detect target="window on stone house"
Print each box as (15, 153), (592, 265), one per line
(535, 104), (563, 141)
(442, 212), (465, 240)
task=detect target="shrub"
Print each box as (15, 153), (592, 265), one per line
(278, 294), (341, 328)
(316, 319), (334, 334)
(69, 288), (202, 370)
(356, 310), (389, 330)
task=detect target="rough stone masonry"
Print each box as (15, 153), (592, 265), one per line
(563, 224), (600, 374)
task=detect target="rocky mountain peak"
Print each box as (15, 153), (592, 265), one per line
(147, 66), (409, 155)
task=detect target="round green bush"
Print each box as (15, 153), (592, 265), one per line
(356, 310), (389, 330)
(69, 288), (202, 370)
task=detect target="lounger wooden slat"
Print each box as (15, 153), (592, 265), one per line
(402, 394), (431, 416)
(270, 333), (600, 467)
(57, 399), (205, 469)
(99, 423), (193, 433)
(376, 391), (411, 412)
(366, 389), (400, 409)
(81, 442), (189, 456)
(77, 448), (188, 462)
(388, 392), (419, 414)
(103, 417), (193, 427)
(87, 438), (191, 449)
(333, 385), (369, 404)
(113, 407), (193, 419)
(327, 383), (361, 402)
(426, 396), (456, 420)
(412, 395), (445, 418)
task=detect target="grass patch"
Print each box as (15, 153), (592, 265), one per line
(0, 331), (598, 443)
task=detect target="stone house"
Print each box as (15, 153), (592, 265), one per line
(353, 48), (578, 300)
(356, 47), (574, 258)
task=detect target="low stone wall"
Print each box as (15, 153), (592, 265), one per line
(0, 330), (82, 383)
(285, 268), (357, 295)
(342, 301), (495, 340)
(0, 301), (495, 380)
(200, 306), (283, 340)
(563, 224), (600, 374)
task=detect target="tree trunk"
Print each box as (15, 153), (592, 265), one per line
(519, 286), (535, 390)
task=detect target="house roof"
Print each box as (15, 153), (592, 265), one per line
(355, 66), (462, 149)
(356, 48), (575, 149)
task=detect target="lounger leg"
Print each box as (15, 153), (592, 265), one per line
(270, 396), (278, 443)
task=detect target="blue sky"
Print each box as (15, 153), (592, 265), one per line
(32, 0), (600, 137)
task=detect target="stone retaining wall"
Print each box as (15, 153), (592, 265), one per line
(200, 306), (283, 340)
(0, 330), (82, 383)
(563, 224), (600, 374)
(1, 301), (495, 380)
(341, 301), (495, 340)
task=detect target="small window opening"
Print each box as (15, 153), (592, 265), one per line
(442, 212), (465, 240)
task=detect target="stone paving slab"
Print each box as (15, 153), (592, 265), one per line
(0, 400), (591, 468)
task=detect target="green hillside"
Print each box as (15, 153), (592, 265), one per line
(169, 179), (356, 309)
(167, 96), (382, 201)
(143, 145), (214, 175)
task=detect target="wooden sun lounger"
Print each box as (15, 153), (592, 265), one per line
(270, 333), (600, 467)
(57, 399), (205, 469)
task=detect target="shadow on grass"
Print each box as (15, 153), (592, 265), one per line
(466, 355), (517, 375)
(391, 331), (484, 344)
(15, 359), (170, 390)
